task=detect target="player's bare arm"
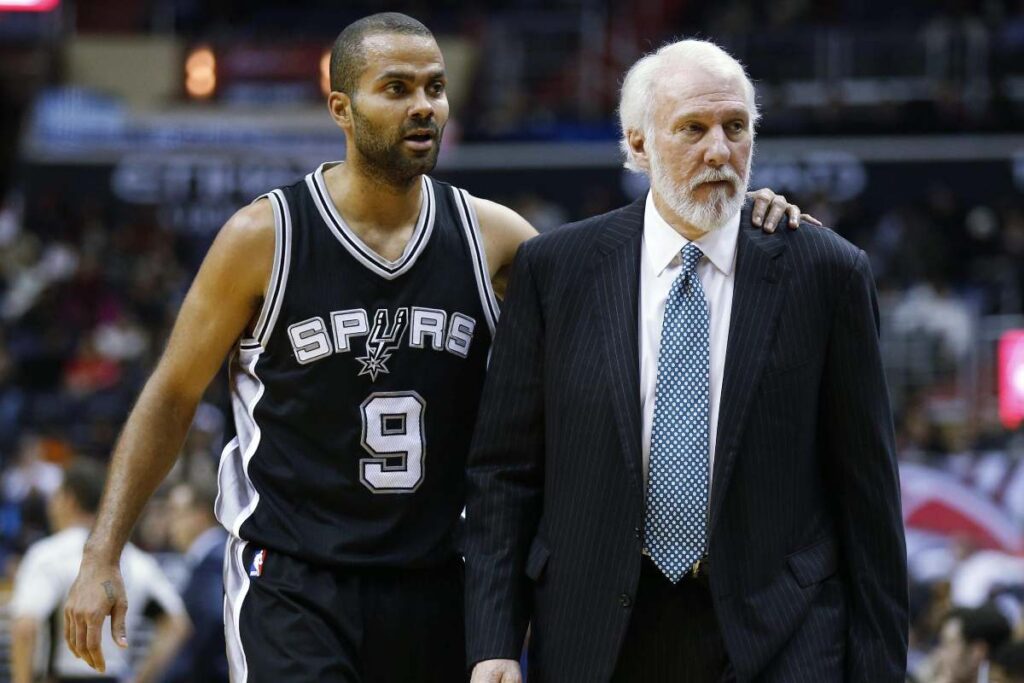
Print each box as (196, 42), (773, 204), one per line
(11, 616), (38, 683)
(472, 190), (820, 300)
(471, 196), (538, 300)
(63, 199), (276, 674)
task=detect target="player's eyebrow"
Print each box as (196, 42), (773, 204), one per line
(376, 69), (416, 82)
(375, 67), (446, 82)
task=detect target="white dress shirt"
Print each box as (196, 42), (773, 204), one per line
(639, 192), (740, 497)
(10, 526), (186, 677)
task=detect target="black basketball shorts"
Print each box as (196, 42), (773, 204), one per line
(224, 539), (467, 682)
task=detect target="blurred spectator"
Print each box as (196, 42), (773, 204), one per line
(8, 459), (191, 683)
(951, 551), (1024, 610)
(92, 311), (149, 364)
(0, 434), (64, 565)
(890, 284), (975, 362)
(2, 434), (62, 505)
(64, 337), (122, 397)
(928, 605), (1013, 683)
(161, 479), (228, 683)
(992, 641), (1024, 683)
(172, 403), (225, 488)
(909, 580), (950, 676)
(1, 237), (78, 321)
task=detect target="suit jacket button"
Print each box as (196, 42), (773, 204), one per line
(619, 593), (632, 608)
(633, 526), (641, 539)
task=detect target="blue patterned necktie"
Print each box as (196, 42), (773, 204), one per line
(645, 242), (710, 583)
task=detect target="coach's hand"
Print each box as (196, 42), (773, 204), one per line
(64, 559), (129, 673)
(471, 658), (523, 683)
(747, 188), (823, 232)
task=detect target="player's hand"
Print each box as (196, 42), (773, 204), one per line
(470, 658), (523, 683)
(64, 558), (129, 673)
(747, 188), (823, 232)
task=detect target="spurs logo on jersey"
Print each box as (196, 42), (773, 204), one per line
(356, 308), (408, 381)
(286, 306), (477, 379)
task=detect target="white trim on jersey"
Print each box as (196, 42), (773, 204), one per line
(306, 162), (436, 280)
(223, 535), (251, 683)
(452, 187), (500, 336)
(215, 346), (265, 537)
(216, 347), (266, 683)
(242, 189), (293, 349)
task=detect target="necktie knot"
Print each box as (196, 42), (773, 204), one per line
(681, 243), (703, 275)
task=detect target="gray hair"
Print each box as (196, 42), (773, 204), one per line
(618, 39), (759, 173)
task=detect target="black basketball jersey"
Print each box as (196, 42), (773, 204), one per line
(215, 162), (498, 569)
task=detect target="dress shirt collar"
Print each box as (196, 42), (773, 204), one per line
(643, 191), (740, 276)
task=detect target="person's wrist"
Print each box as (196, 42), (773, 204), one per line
(81, 542), (120, 566)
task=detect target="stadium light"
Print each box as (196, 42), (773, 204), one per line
(0, 0), (60, 11)
(185, 46), (216, 100)
(999, 329), (1024, 430)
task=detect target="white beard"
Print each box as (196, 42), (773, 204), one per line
(649, 145), (750, 234)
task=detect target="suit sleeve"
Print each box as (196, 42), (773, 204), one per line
(819, 249), (909, 681)
(464, 241), (546, 665)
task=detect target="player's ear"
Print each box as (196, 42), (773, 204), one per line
(627, 129), (650, 172)
(328, 91), (354, 132)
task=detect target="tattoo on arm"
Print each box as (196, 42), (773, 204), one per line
(102, 581), (115, 604)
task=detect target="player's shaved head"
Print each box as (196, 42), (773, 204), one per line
(330, 12), (434, 96)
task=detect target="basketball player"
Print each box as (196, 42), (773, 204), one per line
(64, 13), (813, 682)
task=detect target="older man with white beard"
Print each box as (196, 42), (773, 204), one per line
(464, 38), (908, 683)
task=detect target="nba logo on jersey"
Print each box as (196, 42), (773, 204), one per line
(249, 549), (266, 577)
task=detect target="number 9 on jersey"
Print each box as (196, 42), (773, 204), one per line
(359, 391), (426, 493)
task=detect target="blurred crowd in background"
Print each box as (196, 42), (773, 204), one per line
(59, 0), (1024, 139)
(1, 0), (1024, 681)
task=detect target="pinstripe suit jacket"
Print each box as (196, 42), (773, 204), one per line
(463, 198), (909, 682)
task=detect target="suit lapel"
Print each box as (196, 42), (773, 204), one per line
(710, 209), (788, 532)
(593, 199), (646, 500)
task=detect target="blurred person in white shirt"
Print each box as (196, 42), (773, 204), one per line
(10, 459), (191, 683)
